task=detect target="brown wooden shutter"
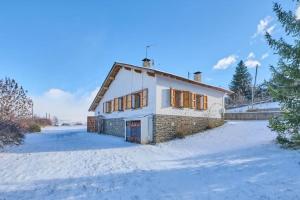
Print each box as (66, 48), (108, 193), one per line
(192, 93), (196, 109)
(113, 98), (117, 111)
(204, 95), (208, 110)
(183, 91), (189, 108)
(123, 96), (126, 110)
(170, 88), (175, 107)
(142, 89), (148, 107)
(127, 94), (132, 109)
(189, 92), (193, 108)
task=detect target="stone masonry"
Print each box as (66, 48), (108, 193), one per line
(153, 114), (223, 143)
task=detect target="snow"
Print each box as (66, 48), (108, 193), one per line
(0, 121), (299, 200)
(226, 102), (280, 113)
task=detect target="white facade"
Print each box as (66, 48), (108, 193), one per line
(155, 75), (225, 118)
(95, 67), (226, 119)
(95, 67), (156, 119)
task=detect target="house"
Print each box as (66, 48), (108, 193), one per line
(88, 59), (233, 143)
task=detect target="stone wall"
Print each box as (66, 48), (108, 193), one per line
(103, 118), (125, 137)
(153, 114), (223, 143)
(224, 111), (282, 120)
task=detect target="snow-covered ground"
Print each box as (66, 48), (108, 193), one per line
(0, 121), (299, 200)
(226, 102), (280, 113)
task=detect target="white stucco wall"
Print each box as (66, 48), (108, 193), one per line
(94, 67), (226, 119)
(95, 67), (156, 119)
(155, 75), (225, 118)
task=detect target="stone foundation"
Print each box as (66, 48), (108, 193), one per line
(103, 118), (125, 137)
(153, 114), (223, 143)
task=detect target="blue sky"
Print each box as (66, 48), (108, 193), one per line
(0, 0), (298, 121)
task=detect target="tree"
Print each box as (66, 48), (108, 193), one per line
(0, 77), (32, 121)
(229, 60), (252, 100)
(266, 0), (300, 147)
(52, 116), (59, 126)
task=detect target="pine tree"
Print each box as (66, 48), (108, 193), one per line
(229, 60), (252, 100)
(266, 0), (300, 147)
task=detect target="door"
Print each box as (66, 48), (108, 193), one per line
(126, 120), (141, 143)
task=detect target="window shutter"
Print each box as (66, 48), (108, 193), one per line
(183, 91), (189, 108)
(180, 91), (184, 107)
(114, 98), (118, 111)
(189, 92), (193, 108)
(127, 94), (132, 109)
(142, 89), (148, 107)
(192, 93), (196, 109)
(133, 93), (141, 109)
(170, 88), (175, 107)
(123, 96), (126, 110)
(204, 95), (208, 110)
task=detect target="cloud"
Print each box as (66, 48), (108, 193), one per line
(261, 53), (269, 60)
(244, 52), (261, 68)
(245, 59), (261, 68)
(253, 16), (276, 38)
(296, 6), (300, 20)
(31, 88), (99, 123)
(213, 55), (237, 70)
(247, 52), (255, 59)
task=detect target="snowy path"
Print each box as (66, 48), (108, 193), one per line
(0, 121), (299, 200)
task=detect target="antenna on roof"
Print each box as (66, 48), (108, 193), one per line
(145, 45), (151, 58)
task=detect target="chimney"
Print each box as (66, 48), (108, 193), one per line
(194, 71), (202, 82)
(142, 58), (151, 68)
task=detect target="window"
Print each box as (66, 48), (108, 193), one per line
(174, 90), (182, 108)
(196, 94), (202, 110)
(170, 88), (208, 111)
(103, 89), (148, 113)
(118, 97), (123, 111)
(142, 89), (148, 107)
(132, 92), (141, 109)
(105, 101), (112, 113)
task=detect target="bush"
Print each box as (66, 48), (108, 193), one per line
(0, 120), (24, 148)
(175, 124), (189, 139)
(175, 130), (185, 139)
(276, 134), (300, 149)
(28, 123), (41, 133)
(207, 119), (225, 129)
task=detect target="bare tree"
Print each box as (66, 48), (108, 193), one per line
(0, 77), (32, 121)
(52, 116), (59, 126)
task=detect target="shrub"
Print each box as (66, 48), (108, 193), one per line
(28, 123), (41, 133)
(175, 130), (185, 139)
(175, 123), (189, 139)
(207, 119), (225, 129)
(0, 120), (24, 148)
